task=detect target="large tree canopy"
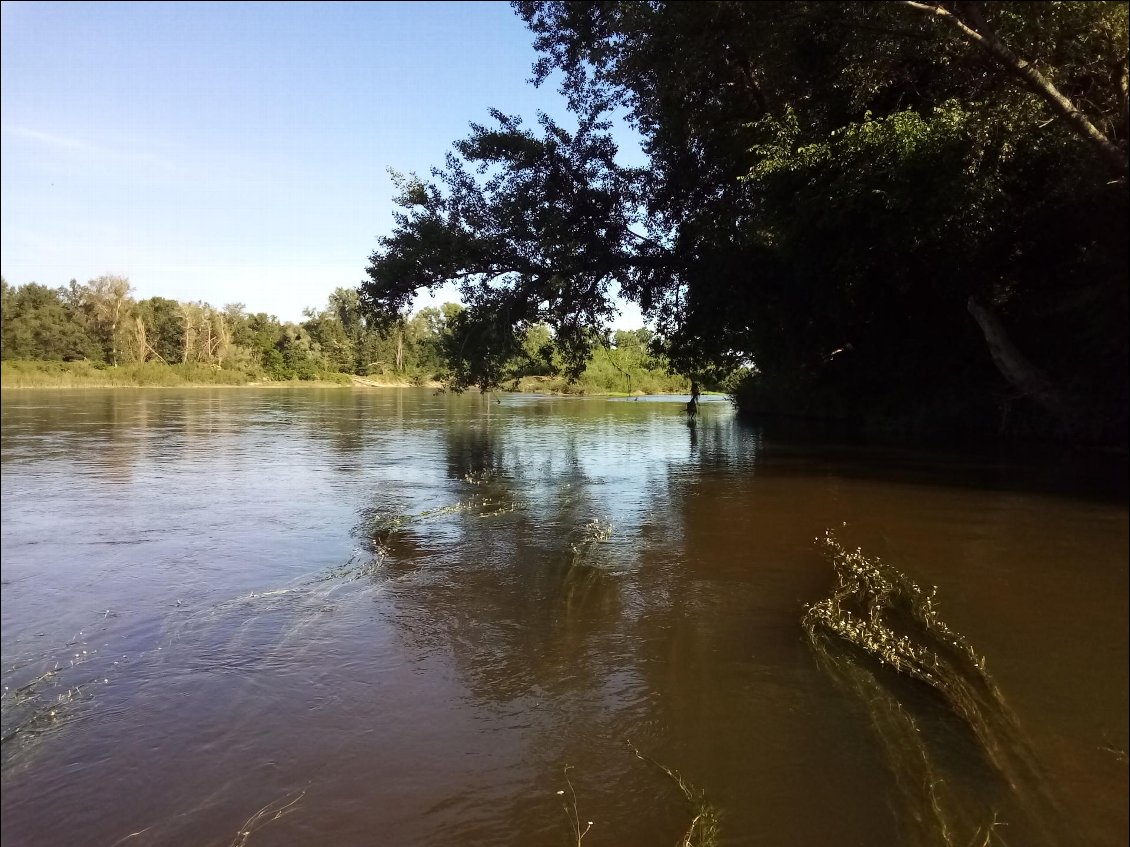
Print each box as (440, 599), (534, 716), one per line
(361, 107), (659, 386)
(362, 1), (1127, 441)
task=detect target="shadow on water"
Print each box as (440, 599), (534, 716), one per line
(741, 414), (1129, 503)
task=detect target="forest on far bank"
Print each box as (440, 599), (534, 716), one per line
(0, 276), (694, 394)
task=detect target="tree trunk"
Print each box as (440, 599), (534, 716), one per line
(180, 305), (194, 364)
(110, 300), (121, 366)
(966, 297), (1070, 426)
(212, 313), (230, 365)
(135, 314), (168, 365)
(134, 315), (148, 363)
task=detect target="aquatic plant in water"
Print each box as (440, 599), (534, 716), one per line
(229, 789), (306, 847)
(803, 529), (1068, 846)
(557, 765), (594, 846)
(1, 625), (115, 771)
(569, 518), (614, 568)
(626, 740), (721, 847)
(554, 748), (719, 847)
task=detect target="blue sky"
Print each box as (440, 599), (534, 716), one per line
(1, 0), (644, 327)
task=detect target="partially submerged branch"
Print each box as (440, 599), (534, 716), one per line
(966, 296), (1071, 428)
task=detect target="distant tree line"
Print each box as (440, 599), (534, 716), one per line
(1, 275), (689, 392)
(0, 275), (456, 382)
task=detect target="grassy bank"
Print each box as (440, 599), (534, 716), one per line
(1, 359), (696, 396)
(508, 362), (691, 396)
(509, 375), (709, 397)
(0, 359), (354, 388)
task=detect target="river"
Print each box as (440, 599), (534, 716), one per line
(1, 388), (1126, 846)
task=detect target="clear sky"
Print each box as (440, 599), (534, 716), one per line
(0, 0), (645, 328)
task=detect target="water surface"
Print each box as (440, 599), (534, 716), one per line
(1, 388), (1126, 846)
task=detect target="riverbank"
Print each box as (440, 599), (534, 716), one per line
(0, 360), (375, 389)
(507, 373), (691, 396)
(1, 361), (694, 396)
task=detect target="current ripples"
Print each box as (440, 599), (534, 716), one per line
(2, 388), (1126, 847)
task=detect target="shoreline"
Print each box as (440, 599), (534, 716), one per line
(0, 362), (700, 397)
(0, 379), (427, 390)
(0, 378), (710, 398)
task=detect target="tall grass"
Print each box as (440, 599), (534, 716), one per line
(1, 359), (255, 387)
(510, 347), (691, 395)
(0, 359), (354, 388)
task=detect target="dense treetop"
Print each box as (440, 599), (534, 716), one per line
(362, 1), (1127, 441)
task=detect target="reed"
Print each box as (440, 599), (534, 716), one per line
(558, 765), (594, 846)
(626, 741), (721, 847)
(229, 789), (306, 847)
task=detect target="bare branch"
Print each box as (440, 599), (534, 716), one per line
(903, 1), (1127, 179)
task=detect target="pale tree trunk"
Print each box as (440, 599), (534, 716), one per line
(203, 318), (214, 364)
(180, 304), (195, 364)
(903, 1), (1128, 179)
(395, 328), (405, 373)
(208, 313), (230, 366)
(110, 298), (122, 366)
(967, 297), (1071, 426)
(106, 288), (130, 367)
(83, 275), (134, 366)
(134, 314), (168, 364)
(133, 315), (148, 363)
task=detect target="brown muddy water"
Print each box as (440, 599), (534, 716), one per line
(1, 388), (1126, 847)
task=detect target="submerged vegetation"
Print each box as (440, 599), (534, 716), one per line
(1, 622), (115, 772)
(556, 745), (721, 847)
(627, 741), (722, 847)
(568, 518), (615, 568)
(550, 528), (1064, 846)
(804, 530), (1066, 846)
(228, 790), (307, 847)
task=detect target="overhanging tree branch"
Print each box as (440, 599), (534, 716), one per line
(903, 0), (1128, 179)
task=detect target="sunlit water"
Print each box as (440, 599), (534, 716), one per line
(1, 388), (1126, 846)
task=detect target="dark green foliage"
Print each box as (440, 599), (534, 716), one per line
(362, 1), (1127, 442)
(134, 297), (185, 363)
(361, 112), (647, 389)
(1, 280), (103, 361)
